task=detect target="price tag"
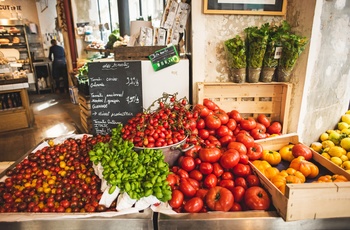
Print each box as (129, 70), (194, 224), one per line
(148, 45), (180, 71)
(274, 47), (282, 59)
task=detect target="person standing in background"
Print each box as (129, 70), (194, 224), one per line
(48, 39), (68, 93)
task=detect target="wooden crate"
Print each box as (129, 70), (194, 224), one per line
(251, 133), (350, 221)
(80, 110), (92, 133)
(114, 46), (167, 60)
(196, 82), (292, 134)
(0, 108), (29, 132)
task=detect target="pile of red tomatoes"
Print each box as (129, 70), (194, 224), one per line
(164, 98), (283, 213)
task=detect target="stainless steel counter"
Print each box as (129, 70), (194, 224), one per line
(157, 211), (350, 230)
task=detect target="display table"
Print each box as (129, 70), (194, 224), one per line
(0, 79), (34, 132)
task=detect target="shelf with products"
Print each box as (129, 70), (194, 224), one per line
(0, 82), (34, 132)
(0, 19), (33, 74)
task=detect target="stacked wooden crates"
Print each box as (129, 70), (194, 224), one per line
(78, 93), (92, 133)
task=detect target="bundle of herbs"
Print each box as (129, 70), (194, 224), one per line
(279, 33), (308, 72)
(224, 35), (247, 83)
(263, 21), (291, 69)
(224, 35), (246, 69)
(260, 21), (291, 82)
(244, 23), (270, 69)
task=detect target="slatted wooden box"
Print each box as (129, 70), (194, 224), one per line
(251, 133), (350, 221)
(114, 46), (167, 60)
(196, 82), (292, 134)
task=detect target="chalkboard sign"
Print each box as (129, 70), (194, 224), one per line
(88, 61), (143, 135)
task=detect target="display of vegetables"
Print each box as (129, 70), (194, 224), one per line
(0, 134), (111, 212)
(89, 125), (172, 202)
(310, 110), (350, 173)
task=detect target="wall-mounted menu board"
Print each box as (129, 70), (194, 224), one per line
(88, 61), (143, 135)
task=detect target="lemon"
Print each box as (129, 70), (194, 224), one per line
(340, 154), (349, 162)
(328, 146), (346, 157)
(321, 152), (331, 160)
(322, 140), (335, 149)
(331, 156), (342, 166)
(320, 132), (329, 142)
(342, 161), (350, 170)
(341, 128), (350, 135)
(340, 137), (350, 151)
(310, 142), (323, 153)
(347, 152), (350, 160)
(338, 122), (350, 131)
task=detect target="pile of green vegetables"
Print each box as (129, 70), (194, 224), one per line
(89, 124), (172, 202)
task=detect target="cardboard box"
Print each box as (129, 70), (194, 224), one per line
(252, 133), (350, 221)
(196, 82), (292, 134)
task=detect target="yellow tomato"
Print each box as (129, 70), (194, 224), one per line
(261, 150), (282, 166)
(264, 167), (280, 180)
(328, 146), (346, 158)
(279, 144), (295, 162)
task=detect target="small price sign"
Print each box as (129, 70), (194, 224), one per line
(148, 45), (180, 71)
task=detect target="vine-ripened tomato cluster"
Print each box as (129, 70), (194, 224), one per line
(121, 93), (197, 148)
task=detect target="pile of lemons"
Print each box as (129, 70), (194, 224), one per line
(310, 110), (350, 174)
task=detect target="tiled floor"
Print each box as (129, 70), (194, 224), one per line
(0, 92), (82, 162)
